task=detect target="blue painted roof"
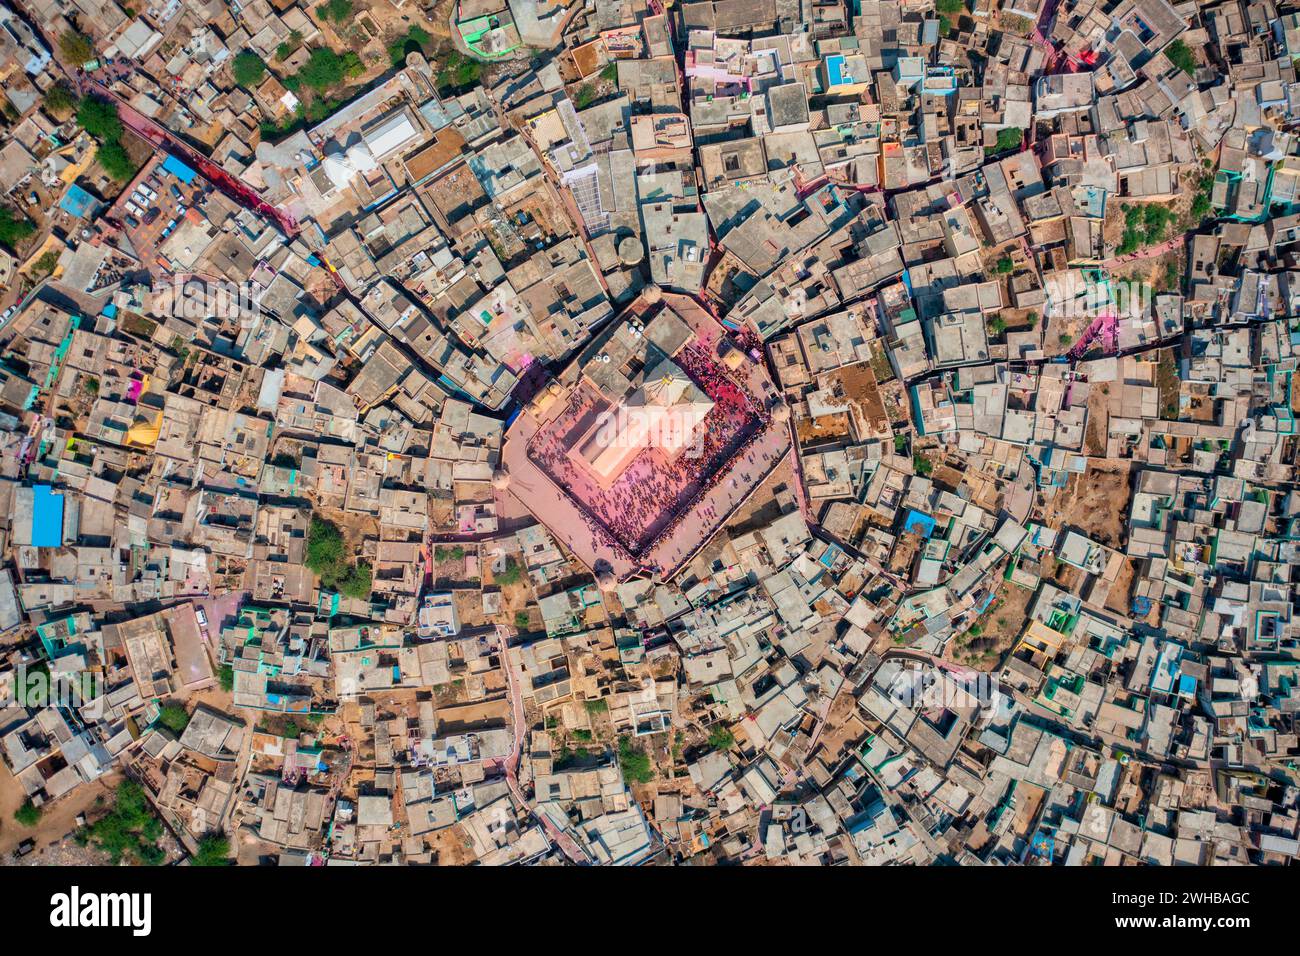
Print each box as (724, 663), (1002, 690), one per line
(903, 508), (937, 538)
(58, 184), (101, 219)
(31, 484), (64, 548)
(827, 54), (845, 87)
(162, 155), (198, 184)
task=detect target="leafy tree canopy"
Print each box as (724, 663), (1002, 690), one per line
(192, 833), (231, 866)
(618, 735), (654, 784)
(297, 47), (346, 92)
(158, 704), (190, 734)
(44, 83), (76, 115)
(306, 516), (371, 599)
(232, 51), (268, 88)
(318, 0), (353, 22)
(97, 140), (138, 181)
(80, 780), (165, 865)
(708, 726), (735, 752)
(77, 96), (124, 142)
(0, 205), (36, 249)
(59, 31), (94, 64)
(1166, 40), (1196, 77)
(14, 800), (41, 827)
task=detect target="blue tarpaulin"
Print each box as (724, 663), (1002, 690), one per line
(31, 484), (65, 547)
(162, 155), (198, 185)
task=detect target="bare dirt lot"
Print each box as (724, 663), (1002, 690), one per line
(1103, 555), (1140, 618)
(427, 823), (477, 865)
(1084, 385), (1110, 456)
(947, 578), (1035, 671)
(1056, 462), (1133, 550)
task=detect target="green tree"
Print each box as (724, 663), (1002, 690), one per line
(514, 610), (530, 629)
(338, 560), (372, 600)
(218, 664), (235, 692)
(617, 735), (654, 784)
(44, 82), (76, 116)
(1190, 192), (1211, 221)
(708, 726), (735, 752)
(191, 833), (231, 866)
(276, 32), (304, 61)
(32, 250), (60, 277)
(59, 31), (94, 64)
(1166, 39), (1196, 77)
(989, 127), (1023, 154)
(297, 47), (346, 92)
(306, 515), (371, 597)
(1141, 203), (1175, 244)
(306, 516), (345, 574)
(913, 453), (933, 477)
(0, 205), (36, 249)
(318, 0), (353, 22)
(433, 48), (480, 90)
(77, 95), (124, 142)
(232, 51), (267, 88)
(995, 257), (1014, 274)
(389, 26), (433, 68)
(81, 780), (165, 865)
(158, 704), (190, 733)
(97, 140), (138, 181)
(14, 799), (41, 827)
(1163, 259), (1181, 291)
(494, 556), (522, 586)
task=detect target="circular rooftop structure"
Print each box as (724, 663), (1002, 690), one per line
(618, 236), (644, 266)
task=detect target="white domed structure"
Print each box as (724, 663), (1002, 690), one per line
(771, 399), (791, 423)
(641, 283), (662, 305)
(491, 468), (510, 491)
(321, 142), (378, 191)
(596, 570), (617, 592)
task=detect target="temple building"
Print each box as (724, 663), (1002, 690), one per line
(500, 292), (790, 581)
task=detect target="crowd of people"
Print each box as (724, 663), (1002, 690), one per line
(526, 344), (773, 564)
